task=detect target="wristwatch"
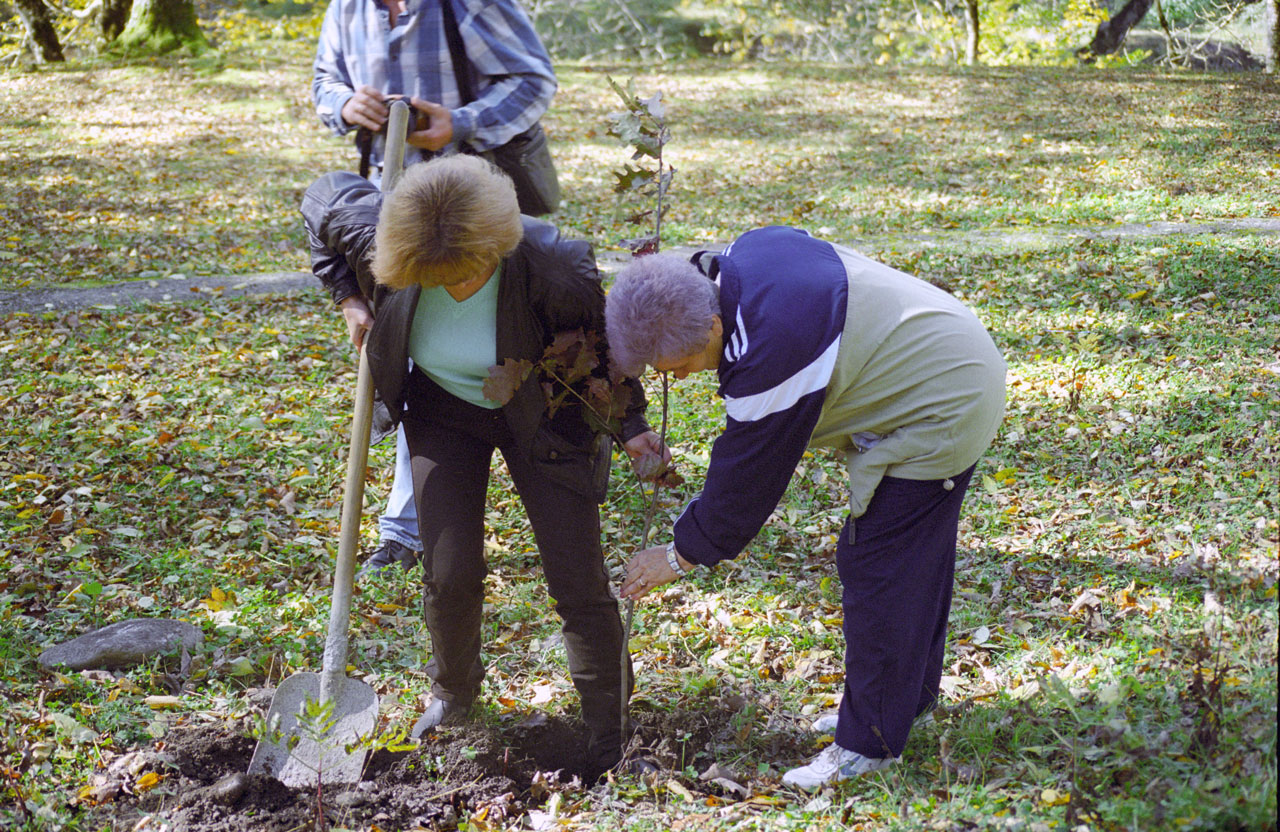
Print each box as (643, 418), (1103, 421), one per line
(665, 541), (688, 576)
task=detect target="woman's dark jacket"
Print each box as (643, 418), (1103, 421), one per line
(301, 171), (650, 501)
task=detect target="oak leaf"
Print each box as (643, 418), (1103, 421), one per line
(483, 358), (533, 405)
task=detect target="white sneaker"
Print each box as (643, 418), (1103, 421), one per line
(781, 742), (897, 789)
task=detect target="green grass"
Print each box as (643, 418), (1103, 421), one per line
(1, 48), (1276, 287)
(1, 20), (1277, 832)
(2, 235), (1273, 828)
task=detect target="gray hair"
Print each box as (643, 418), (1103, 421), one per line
(606, 253), (720, 377)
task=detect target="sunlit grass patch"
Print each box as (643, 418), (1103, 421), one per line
(4, 59), (1277, 287)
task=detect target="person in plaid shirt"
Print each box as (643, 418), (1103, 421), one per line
(313, 0), (556, 175)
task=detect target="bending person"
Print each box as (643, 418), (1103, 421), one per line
(607, 227), (1006, 789)
(302, 155), (663, 772)
(312, 0), (559, 576)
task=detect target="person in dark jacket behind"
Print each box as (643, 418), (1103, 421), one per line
(607, 232), (1006, 789)
(301, 154), (665, 771)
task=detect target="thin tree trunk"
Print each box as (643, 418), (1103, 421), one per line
(1268, 0), (1279, 73)
(1154, 0), (1174, 54)
(964, 0), (980, 65)
(13, 0), (65, 62)
(1087, 0), (1156, 56)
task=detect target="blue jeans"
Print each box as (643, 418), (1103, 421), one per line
(378, 427), (422, 551)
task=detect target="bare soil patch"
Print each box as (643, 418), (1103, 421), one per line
(86, 704), (808, 831)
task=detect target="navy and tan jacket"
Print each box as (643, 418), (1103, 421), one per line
(674, 226), (1006, 567)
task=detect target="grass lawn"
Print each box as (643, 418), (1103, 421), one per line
(0, 36), (1276, 286)
(0, 21), (1276, 832)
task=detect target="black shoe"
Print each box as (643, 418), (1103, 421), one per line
(621, 757), (660, 777)
(589, 754), (658, 782)
(410, 696), (472, 738)
(357, 540), (419, 578)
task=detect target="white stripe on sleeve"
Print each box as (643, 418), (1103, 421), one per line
(722, 335), (840, 423)
(726, 306), (748, 363)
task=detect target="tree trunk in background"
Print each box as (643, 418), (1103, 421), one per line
(1087, 0), (1155, 55)
(1268, 0), (1279, 73)
(964, 0), (980, 65)
(115, 0), (207, 54)
(1153, 0), (1174, 55)
(14, 0), (65, 62)
(101, 0), (134, 42)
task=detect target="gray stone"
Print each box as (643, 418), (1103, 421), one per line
(208, 772), (250, 806)
(330, 788), (370, 808)
(39, 619), (203, 671)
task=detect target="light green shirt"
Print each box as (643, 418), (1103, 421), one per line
(407, 265), (502, 409)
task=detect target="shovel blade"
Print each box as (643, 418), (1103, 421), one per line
(247, 672), (378, 789)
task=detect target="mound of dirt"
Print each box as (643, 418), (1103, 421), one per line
(84, 703), (810, 831)
(1124, 31), (1264, 71)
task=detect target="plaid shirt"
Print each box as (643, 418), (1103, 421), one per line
(313, 0), (556, 169)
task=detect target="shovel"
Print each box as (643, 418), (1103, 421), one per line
(247, 101), (412, 789)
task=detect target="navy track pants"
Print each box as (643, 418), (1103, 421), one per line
(834, 464), (976, 759)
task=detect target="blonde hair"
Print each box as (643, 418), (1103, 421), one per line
(372, 154), (523, 289)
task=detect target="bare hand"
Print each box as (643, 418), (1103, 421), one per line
(621, 544), (692, 601)
(622, 430), (670, 463)
(406, 97), (453, 151)
(341, 85), (389, 132)
(339, 296), (374, 349)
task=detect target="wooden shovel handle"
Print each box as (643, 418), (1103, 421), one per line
(319, 101), (412, 706)
(320, 347), (376, 704)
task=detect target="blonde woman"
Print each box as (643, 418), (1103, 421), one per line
(302, 155), (663, 772)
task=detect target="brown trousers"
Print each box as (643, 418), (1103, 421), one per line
(401, 369), (631, 764)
